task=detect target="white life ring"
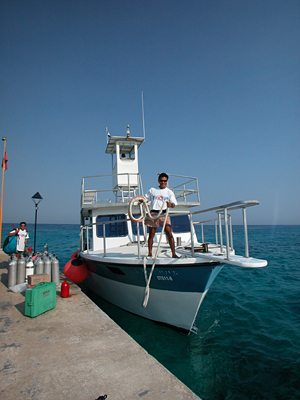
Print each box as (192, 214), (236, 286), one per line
(128, 195), (148, 223)
(129, 196), (169, 223)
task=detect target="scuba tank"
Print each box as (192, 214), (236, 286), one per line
(8, 254), (17, 288)
(44, 255), (52, 281)
(51, 255), (60, 285)
(34, 256), (44, 274)
(25, 256), (34, 283)
(43, 243), (48, 255)
(17, 254), (26, 284)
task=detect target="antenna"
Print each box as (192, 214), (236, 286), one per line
(106, 127), (110, 144)
(141, 91), (146, 141)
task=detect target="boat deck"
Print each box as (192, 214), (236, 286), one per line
(81, 242), (267, 268)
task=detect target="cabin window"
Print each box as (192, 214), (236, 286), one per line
(96, 214), (127, 237)
(148, 215), (190, 233)
(171, 215), (190, 233)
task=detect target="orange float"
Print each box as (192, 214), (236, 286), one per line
(63, 256), (88, 284)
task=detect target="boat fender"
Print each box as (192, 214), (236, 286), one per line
(63, 257), (88, 284)
(71, 251), (78, 260)
(128, 195), (147, 223)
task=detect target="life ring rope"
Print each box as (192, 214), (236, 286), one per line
(128, 195), (168, 223)
(128, 195), (171, 308)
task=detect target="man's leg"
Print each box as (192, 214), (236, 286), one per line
(147, 227), (156, 257)
(165, 225), (179, 258)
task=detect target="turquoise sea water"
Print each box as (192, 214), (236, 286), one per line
(2, 224), (300, 399)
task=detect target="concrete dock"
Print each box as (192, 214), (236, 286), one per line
(0, 250), (200, 400)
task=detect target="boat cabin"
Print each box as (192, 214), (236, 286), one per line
(80, 127), (201, 252)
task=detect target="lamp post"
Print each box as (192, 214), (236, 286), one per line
(0, 137), (7, 248)
(31, 192), (43, 253)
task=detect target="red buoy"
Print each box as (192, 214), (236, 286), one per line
(61, 281), (69, 297)
(63, 257), (88, 284)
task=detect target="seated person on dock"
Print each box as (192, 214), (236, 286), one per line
(143, 173), (179, 258)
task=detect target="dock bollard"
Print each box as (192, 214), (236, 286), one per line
(61, 281), (69, 298)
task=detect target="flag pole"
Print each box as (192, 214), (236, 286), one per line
(0, 137), (7, 249)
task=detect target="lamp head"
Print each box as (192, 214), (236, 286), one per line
(31, 192), (43, 205)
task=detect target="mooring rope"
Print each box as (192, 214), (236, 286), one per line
(142, 206), (169, 308)
(128, 196), (170, 307)
(128, 195), (167, 223)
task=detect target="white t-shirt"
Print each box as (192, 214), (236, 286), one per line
(144, 187), (177, 211)
(10, 228), (29, 251)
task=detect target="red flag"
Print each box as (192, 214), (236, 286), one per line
(2, 152), (7, 170)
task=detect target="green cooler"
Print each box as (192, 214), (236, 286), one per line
(25, 282), (57, 317)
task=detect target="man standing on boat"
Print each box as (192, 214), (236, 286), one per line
(143, 173), (179, 258)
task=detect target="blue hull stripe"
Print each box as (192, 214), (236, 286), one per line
(84, 259), (221, 293)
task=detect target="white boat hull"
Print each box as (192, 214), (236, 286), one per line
(81, 256), (223, 332)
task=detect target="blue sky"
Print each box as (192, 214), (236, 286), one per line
(1, 0), (299, 225)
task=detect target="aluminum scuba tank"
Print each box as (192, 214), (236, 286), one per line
(44, 256), (52, 281)
(17, 254), (26, 284)
(51, 255), (60, 285)
(25, 257), (34, 283)
(43, 243), (48, 254)
(8, 254), (17, 288)
(34, 256), (44, 274)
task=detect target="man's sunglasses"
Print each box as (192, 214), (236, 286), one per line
(159, 179), (167, 182)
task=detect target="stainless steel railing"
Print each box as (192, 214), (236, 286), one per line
(79, 199), (259, 261)
(192, 200), (259, 259)
(81, 173), (201, 207)
(81, 173), (143, 206)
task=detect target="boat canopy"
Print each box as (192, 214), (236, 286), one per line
(105, 136), (145, 155)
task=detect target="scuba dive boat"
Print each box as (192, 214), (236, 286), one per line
(65, 125), (267, 333)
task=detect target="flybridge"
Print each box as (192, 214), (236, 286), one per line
(82, 128), (201, 208)
(81, 173), (200, 208)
